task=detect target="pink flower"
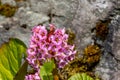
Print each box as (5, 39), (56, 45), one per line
(32, 26), (41, 33)
(58, 60), (67, 68)
(27, 48), (36, 55)
(55, 52), (66, 61)
(26, 24), (77, 80)
(25, 72), (40, 80)
(51, 35), (62, 45)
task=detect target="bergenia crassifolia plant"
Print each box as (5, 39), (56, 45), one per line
(25, 24), (77, 80)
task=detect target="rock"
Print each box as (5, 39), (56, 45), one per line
(95, 15), (120, 80)
(27, 0), (78, 27)
(71, 0), (113, 50)
(15, 1), (30, 8)
(9, 26), (31, 47)
(0, 26), (14, 46)
(95, 52), (118, 79)
(51, 0), (76, 27)
(1, 0), (16, 6)
(117, 62), (120, 70)
(111, 71), (120, 80)
(15, 7), (49, 28)
(0, 17), (18, 29)
(29, 0), (52, 14)
(0, 16), (31, 46)
(112, 15), (120, 61)
(0, 15), (6, 22)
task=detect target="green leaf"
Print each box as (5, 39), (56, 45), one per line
(0, 38), (27, 80)
(13, 60), (28, 80)
(43, 60), (55, 73)
(40, 60), (55, 80)
(68, 73), (94, 80)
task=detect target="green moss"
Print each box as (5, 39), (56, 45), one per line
(58, 45), (101, 80)
(83, 45), (101, 66)
(95, 20), (110, 40)
(0, 3), (17, 17)
(66, 28), (76, 45)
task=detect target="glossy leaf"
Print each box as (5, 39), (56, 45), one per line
(40, 60), (55, 80)
(0, 38), (27, 80)
(68, 73), (94, 80)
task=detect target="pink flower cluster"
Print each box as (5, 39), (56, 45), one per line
(25, 24), (76, 80)
(25, 72), (40, 80)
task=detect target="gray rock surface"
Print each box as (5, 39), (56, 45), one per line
(1, 0), (16, 6)
(0, 17), (31, 46)
(0, 15), (6, 22)
(29, 0), (52, 14)
(95, 53), (118, 80)
(112, 16), (120, 61)
(95, 15), (120, 80)
(15, 7), (49, 27)
(71, 0), (113, 50)
(111, 71), (120, 80)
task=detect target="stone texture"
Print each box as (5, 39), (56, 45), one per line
(0, 16), (6, 26)
(29, 0), (52, 14)
(15, 7), (49, 27)
(95, 53), (118, 80)
(71, 0), (113, 50)
(0, 28), (12, 45)
(0, 17), (31, 46)
(112, 15), (120, 61)
(111, 71), (120, 80)
(1, 0), (16, 6)
(9, 25), (31, 47)
(28, 0), (79, 27)
(95, 15), (120, 80)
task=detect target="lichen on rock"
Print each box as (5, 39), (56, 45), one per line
(83, 44), (101, 66)
(0, 3), (17, 17)
(95, 20), (110, 40)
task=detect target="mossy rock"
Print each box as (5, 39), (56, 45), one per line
(58, 44), (101, 80)
(0, 3), (17, 17)
(95, 20), (110, 40)
(66, 28), (76, 45)
(83, 44), (101, 65)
